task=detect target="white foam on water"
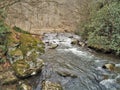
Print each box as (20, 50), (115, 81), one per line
(100, 79), (117, 89)
(115, 64), (120, 67)
(59, 38), (72, 47)
(58, 48), (88, 57)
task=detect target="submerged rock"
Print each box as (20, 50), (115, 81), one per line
(42, 81), (63, 90)
(56, 68), (78, 78)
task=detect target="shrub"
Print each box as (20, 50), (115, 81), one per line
(79, 2), (120, 55)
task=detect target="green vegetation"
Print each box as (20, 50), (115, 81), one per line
(78, 1), (120, 55)
(13, 26), (30, 34)
(0, 13), (10, 63)
(19, 33), (45, 56)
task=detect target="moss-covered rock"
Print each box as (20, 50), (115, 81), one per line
(20, 33), (45, 56)
(42, 81), (63, 90)
(12, 59), (44, 78)
(7, 30), (20, 49)
(6, 28), (45, 78)
(8, 48), (23, 63)
(12, 59), (30, 77)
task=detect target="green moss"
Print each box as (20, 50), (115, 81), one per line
(0, 45), (7, 54)
(26, 50), (38, 62)
(12, 59), (30, 77)
(0, 19), (10, 34)
(20, 34), (45, 56)
(9, 48), (23, 57)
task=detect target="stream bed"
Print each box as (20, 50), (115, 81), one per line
(2, 33), (120, 90)
(34, 33), (120, 90)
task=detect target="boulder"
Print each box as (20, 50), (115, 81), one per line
(7, 30), (45, 78)
(12, 59), (44, 78)
(49, 43), (58, 49)
(42, 81), (63, 90)
(71, 39), (78, 45)
(102, 63), (115, 71)
(78, 41), (85, 47)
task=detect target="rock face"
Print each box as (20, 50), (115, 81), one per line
(5, 0), (83, 34)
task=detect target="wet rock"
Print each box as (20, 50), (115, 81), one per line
(12, 59), (44, 78)
(42, 81), (63, 90)
(56, 68), (78, 78)
(0, 70), (18, 85)
(102, 63), (115, 71)
(49, 43), (58, 49)
(71, 39), (78, 45)
(78, 41), (85, 47)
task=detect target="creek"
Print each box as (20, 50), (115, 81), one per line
(2, 33), (120, 90)
(33, 33), (120, 90)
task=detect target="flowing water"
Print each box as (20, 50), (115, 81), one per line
(2, 33), (120, 90)
(32, 33), (120, 90)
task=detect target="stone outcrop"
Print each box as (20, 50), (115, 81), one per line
(7, 29), (45, 78)
(5, 0), (84, 34)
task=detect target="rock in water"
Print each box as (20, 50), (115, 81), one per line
(71, 39), (78, 45)
(42, 81), (63, 90)
(49, 43), (58, 49)
(102, 63), (115, 71)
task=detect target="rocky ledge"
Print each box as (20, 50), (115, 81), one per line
(0, 27), (45, 85)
